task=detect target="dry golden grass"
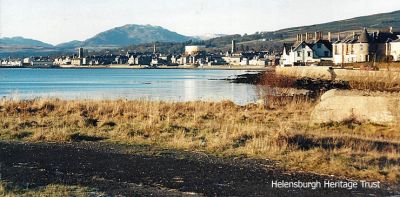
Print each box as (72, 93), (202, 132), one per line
(0, 98), (399, 183)
(0, 181), (99, 197)
(341, 62), (400, 71)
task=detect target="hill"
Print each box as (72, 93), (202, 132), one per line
(55, 40), (83, 49)
(81, 24), (193, 48)
(0, 37), (53, 48)
(207, 10), (400, 49)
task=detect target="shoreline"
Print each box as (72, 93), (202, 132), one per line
(0, 64), (270, 71)
(0, 98), (399, 186)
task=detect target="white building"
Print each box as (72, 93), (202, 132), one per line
(249, 59), (267, 66)
(332, 27), (400, 64)
(185, 45), (206, 55)
(0, 60), (22, 66)
(31, 60), (54, 67)
(390, 38), (400, 61)
(240, 58), (249, 66)
(280, 37), (332, 66)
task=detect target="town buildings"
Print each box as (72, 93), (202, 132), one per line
(280, 32), (332, 66)
(71, 47), (85, 66)
(280, 27), (400, 66)
(6, 27), (400, 69)
(332, 27), (400, 64)
(0, 59), (22, 66)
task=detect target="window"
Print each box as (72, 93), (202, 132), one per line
(302, 44), (305, 49)
(307, 51), (311, 57)
(324, 51), (329, 57)
(297, 51), (301, 57)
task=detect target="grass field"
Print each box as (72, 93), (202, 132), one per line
(0, 98), (399, 183)
(0, 181), (99, 197)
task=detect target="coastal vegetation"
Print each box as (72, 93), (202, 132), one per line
(1, 97), (399, 184)
(0, 181), (99, 197)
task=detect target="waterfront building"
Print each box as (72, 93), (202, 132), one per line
(31, 57), (54, 67)
(78, 47), (84, 58)
(185, 45), (206, 56)
(390, 37), (400, 61)
(222, 55), (241, 65)
(72, 47), (85, 66)
(0, 59), (22, 66)
(332, 27), (400, 64)
(280, 32), (332, 66)
(127, 54), (152, 65)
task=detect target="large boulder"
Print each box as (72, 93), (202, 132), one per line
(311, 90), (399, 125)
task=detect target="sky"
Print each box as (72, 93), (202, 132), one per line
(1, 0), (400, 45)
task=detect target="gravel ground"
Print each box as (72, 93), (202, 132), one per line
(0, 141), (398, 196)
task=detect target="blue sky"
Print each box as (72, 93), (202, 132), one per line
(1, 0), (400, 45)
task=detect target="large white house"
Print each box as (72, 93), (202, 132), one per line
(280, 33), (332, 66)
(390, 37), (400, 61)
(332, 28), (400, 64)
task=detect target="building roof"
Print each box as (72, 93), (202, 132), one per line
(315, 39), (333, 51)
(292, 41), (314, 51)
(282, 43), (291, 55)
(291, 40), (331, 52)
(334, 28), (400, 44)
(374, 31), (400, 43)
(359, 28), (370, 43)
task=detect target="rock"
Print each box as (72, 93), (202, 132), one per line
(320, 89), (338, 101)
(311, 92), (398, 125)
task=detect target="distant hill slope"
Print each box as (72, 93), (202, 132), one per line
(192, 34), (227, 40)
(55, 24), (195, 48)
(55, 40), (83, 49)
(208, 10), (400, 46)
(83, 24), (193, 47)
(0, 37), (53, 48)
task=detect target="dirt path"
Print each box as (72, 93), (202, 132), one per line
(0, 141), (398, 196)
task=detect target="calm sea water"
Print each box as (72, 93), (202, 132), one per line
(0, 68), (260, 105)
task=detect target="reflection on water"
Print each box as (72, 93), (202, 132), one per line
(0, 68), (260, 105)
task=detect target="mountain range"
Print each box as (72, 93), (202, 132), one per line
(206, 10), (400, 48)
(1, 10), (400, 56)
(55, 24), (194, 48)
(0, 24), (195, 49)
(0, 37), (53, 48)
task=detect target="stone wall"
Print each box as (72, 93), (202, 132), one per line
(276, 66), (400, 83)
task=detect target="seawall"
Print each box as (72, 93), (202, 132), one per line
(276, 66), (400, 83)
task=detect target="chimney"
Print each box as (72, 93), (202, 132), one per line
(389, 26), (393, 33)
(352, 32), (355, 39)
(231, 39), (236, 53)
(328, 32), (332, 42)
(315, 32), (322, 41)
